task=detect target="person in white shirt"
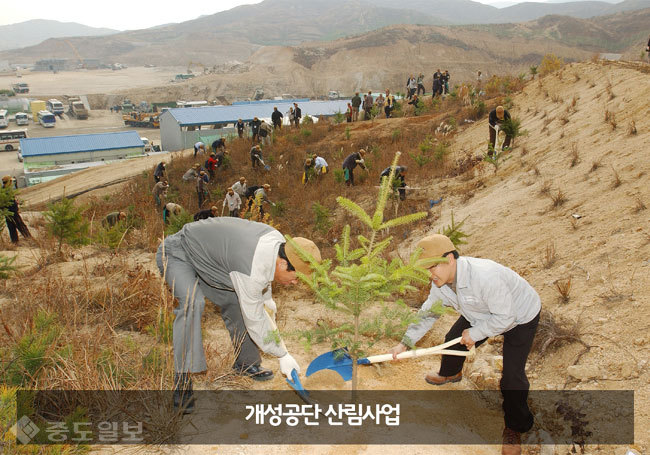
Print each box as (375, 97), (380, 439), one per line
(193, 141), (205, 157)
(223, 187), (242, 217)
(391, 234), (541, 455)
(157, 218), (321, 413)
(231, 176), (247, 199)
(312, 154), (329, 175)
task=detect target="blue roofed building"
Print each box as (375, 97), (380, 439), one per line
(19, 131), (145, 185)
(159, 100), (349, 152)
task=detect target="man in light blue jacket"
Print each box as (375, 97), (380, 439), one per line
(391, 234), (541, 455)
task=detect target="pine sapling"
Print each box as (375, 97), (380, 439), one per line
(287, 152), (445, 390)
(44, 197), (89, 254)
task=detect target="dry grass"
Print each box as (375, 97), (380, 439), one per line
(539, 179), (552, 196)
(542, 241), (557, 269)
(633, 196), (646, 213)
(611, 166), (622, 188)
(589, 158), (602, 173)
(555, 277), (572, 303)
(569, 143), (580, 168)
(550, 189), (567, 208)
(531, 311), (586, 358)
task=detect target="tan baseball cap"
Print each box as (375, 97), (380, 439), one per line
(416, 234), (455, 261)
(285, 237), (322, 277)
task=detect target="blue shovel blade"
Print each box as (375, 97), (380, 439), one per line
(286, 369), (310, 401)
(306, 348), (355, 382)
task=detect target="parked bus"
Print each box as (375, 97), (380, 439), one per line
(0, 110), (8, 129)
(15, 112), (29, 126)
(38, 110), (56, 128)
(0, 129), (27, 151)
(46, 99), (65, 115)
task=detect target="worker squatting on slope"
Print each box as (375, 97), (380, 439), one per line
(342, 149), (368, 186)
(488, 105), (512, 155)
(390, 234), (541, 455)
(379, 165), (408, 201)
(156, 217), (321, 413)
(223, 187), (242, 217)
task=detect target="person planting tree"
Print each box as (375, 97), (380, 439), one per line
(488, 105), (512, 156)
(157, 218), (321, 413)
(390, 233), (541, 455)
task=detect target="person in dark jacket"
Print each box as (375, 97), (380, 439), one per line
(432, 69), (443, 98)
(249, 117), (262, 142)
(215, 149), (228, 169)
(351, 92), (362, 122)
(488, 106), (512, 155)
(153, 162), (166, 183)
(271, 107), (283, 129)
(2, 176), (31, 243)
(443, 70), (450, 95)
(193, 206), (218, 221)
(293, 103), (301, 127)
(235, 119), (245, 138)
(342, 149), (367, 186)
(380, 165), (408, 200)
(384, 89), (394, 118)
(250, 145), (264, 169)
(211, 137), (226, 153)
(102, 211), (127, 228)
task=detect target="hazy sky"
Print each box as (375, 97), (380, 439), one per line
(0, 0), (617, 30)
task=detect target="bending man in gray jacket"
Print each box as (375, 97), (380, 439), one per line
(390, 234), (540, 455)
(157, 217), (321, 413)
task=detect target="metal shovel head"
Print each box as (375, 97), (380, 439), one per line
(306, 348), (354, 382)
(286, 369), (310, 403)
(264, 165), (271, 171)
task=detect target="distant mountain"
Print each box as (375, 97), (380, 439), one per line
(371, 0), (650, 24)
(0, 19), (117, 51)
(1, 0), (648, 67)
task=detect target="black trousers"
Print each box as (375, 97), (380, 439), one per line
(489, 126), (512, 154)
(438, 312), (540, 433)
(5, 208), (31, 243)
(417, 83), (425, 96)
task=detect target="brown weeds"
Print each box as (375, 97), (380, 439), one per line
(555, 277), (572, 303)
(542, 241), (557, 269)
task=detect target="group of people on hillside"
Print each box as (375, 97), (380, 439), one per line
(406, 70), (451, 99)
(347, 89), (396, 121)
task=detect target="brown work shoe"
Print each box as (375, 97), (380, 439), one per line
(501, 427), (522, 455)
(424, 371), (462, 386)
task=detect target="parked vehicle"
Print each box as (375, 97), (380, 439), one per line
(67, 98), (89, 119)
(328, 90), (340, 100)
(0, 129), (27, 151)
(46, 99), (65, 115)
(140, 137), (152, 153)
(0, 110), (8, 129)
(11, 83), (29, 94)
(14, 112), (29, 126)
(122, 111), (159, 128)
(38, 110), (56, 128)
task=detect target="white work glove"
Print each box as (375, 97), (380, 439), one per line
(279, 353), (301, 378)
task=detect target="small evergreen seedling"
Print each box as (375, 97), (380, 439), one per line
(44, 197), (89, 253)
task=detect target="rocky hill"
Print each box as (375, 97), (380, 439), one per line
(1, 0), (649, 66)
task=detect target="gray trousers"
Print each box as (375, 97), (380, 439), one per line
(156, 241), (261, 373)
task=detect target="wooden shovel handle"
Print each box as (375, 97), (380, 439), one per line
(365, 337), (475, 364)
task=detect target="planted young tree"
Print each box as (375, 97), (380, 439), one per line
(288, 152), (448, 390)
(44, 197), (89, 254)
(500, 116), (526, 148)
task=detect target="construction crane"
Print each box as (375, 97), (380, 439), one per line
(63, 39), (85, 68)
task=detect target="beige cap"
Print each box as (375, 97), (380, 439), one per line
(263, 183), (271, 190)
(416, 234), (455, 261)
(285, 237), (322, 277)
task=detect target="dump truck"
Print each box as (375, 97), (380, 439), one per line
(67, 98), (89, 119)
(11, 83), (29, 94)
(122, 111), (160, 128)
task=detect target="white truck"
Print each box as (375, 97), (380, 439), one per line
(46, 99), (65, 115)
(14, 112), (29, 126)
(0, 110), (8, 128)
